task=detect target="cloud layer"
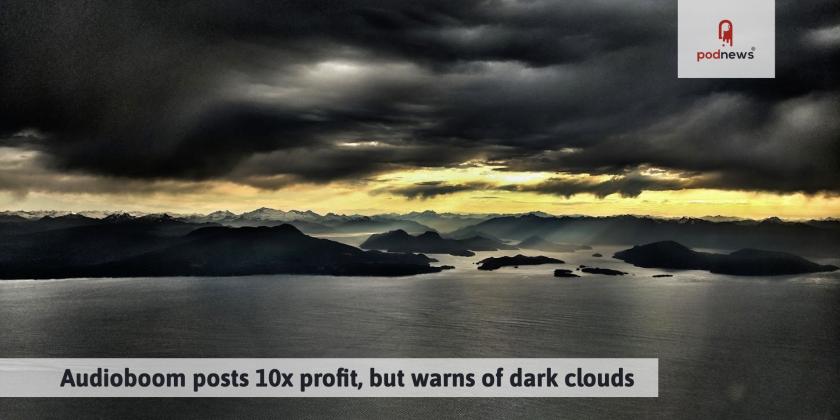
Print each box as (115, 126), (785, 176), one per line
(1, 0), (838, 198)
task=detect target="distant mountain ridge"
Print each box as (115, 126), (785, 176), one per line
(517, 235), (592, 252)
(450, 214), (840, 257)
(360, 230), (515, 256)
(2, 209), (838, 256)
(180, 208), (435, 235)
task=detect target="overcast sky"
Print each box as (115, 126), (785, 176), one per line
(1, 0), (838, 217)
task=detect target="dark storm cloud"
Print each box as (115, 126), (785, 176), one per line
(227, 141), (481, 189)
(373, 181), (494, 200)
(0, 0), (838, 196)
(375, 171), (692, 199)
(0, 144), (207, 198)
(503, 92), (840, 195)
(508, 173), (692, 199)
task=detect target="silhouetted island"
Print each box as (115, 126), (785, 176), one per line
(614, 241), (839, 276)
(581, 267), (627, 276)
(0, 219), (444, 279)
(592, 253), (603, 257)
(360, 230), (513, 256)
(477, 255), (564, 271)
(516, 235), (591, 252)
(554, 269), (580, 278)
(652, 274), (674, 278)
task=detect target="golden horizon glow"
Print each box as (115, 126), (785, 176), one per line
(1, 165), (839, 220)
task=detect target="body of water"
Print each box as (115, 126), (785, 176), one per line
(0, 248), (838, 418)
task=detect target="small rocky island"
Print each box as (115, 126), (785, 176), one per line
(477, 255), (564, 271)
(614, 240), (839, 276)
(554, 269), (580, 278)
(580, 267), (627, 276)
(557, 266), (626, 276)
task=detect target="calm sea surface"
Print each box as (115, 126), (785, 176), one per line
(1, 248), (838, 419)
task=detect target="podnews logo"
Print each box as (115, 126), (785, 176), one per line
(696, 19), (756, 62)
(678, 0), (774, 79)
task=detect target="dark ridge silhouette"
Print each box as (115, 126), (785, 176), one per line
(91, 225), (440, 278)
(0, 214), (28, 223)
(446, 230), (507, 242)
(653, 274), (673, 278)
(393, 211), (494, 232)
(554, 269), (580, 278)
(449, 214), (840, 257)
(581, 267), (627, 276)
(0, 213), (102, 236)
(0, 218), (442, 279)
(360, 230), (511, 256)
(477, 254), (564, 271)
(458, 235), (518, 251)
(283, 220), (333, 234)
(330, 217), (434, 235)
(0, 214), (211, 276)
(180, 209), (435, 235)
(516, 235), (591, 252)
(614, 241), (838, 276)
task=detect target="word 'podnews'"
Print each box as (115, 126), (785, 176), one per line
(696, 48), (755, 62)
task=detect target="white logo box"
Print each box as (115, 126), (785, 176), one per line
(678, 0), (775, 78)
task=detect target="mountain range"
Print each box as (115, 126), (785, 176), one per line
(0, 215), (443, 279)
(1, 209), (838, 280)
(4, 209), (838, 257)
(449, 214), (840, 257)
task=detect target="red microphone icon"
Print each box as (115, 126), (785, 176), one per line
(718, 19), (733, 47)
